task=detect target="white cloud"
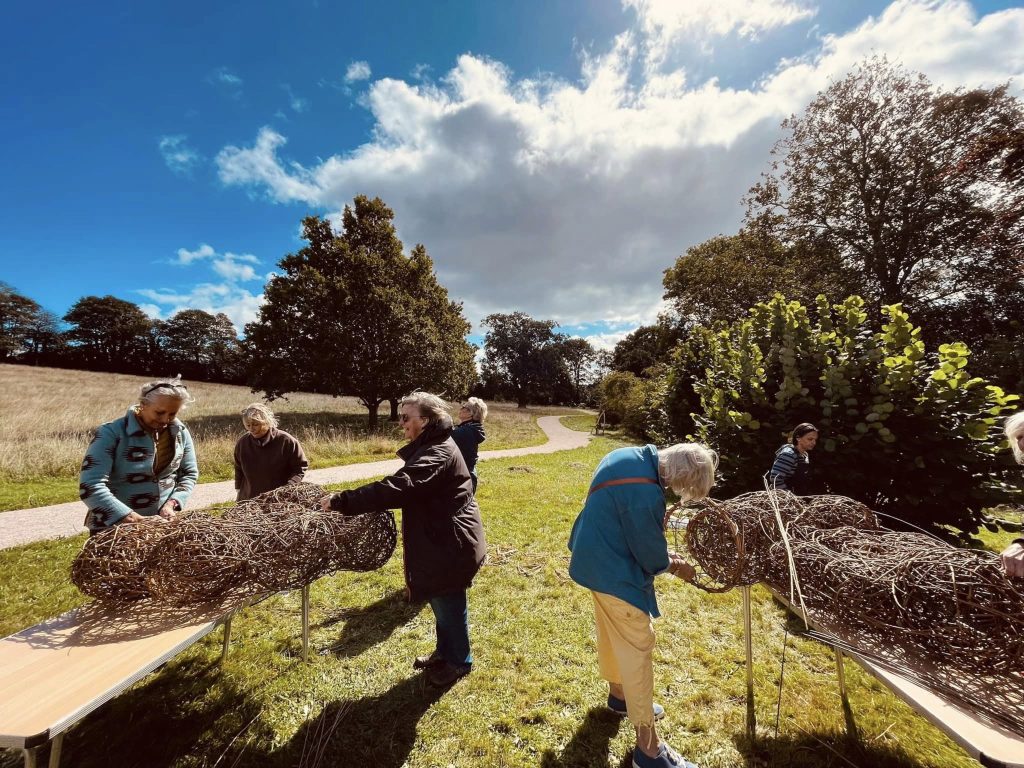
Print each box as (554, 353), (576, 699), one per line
(210, 67), (242, 86)
(282, 84), (310, 113)
(171, 243), (261, 284)
(212, 258), (259, 281)
(345, 60), (372, 82)
(215, 0), (1024, 326)
(158, 135), (202, 175)
(207, 67), (244, 99)
(174, 244), (216, 265)
(626, 0), (816, 40)
(138, 284), (264, 333)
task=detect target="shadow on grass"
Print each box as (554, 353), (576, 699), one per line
(270, 673), (449, 768)
(540, 707), (625, 768)
(318, 589), (425, 658)
(733, 729), (924, 768)
(186, 411), (399, 440)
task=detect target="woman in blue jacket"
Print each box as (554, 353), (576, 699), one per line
(80, 376), (199, 535)
(568, 442), (717, 768)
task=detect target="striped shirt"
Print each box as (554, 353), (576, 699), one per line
(768, 444), (808, 492)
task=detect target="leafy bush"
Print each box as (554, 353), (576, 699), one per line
(646, 295), (1021, 532)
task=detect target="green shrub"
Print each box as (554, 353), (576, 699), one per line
(650, 295), (1021, 532)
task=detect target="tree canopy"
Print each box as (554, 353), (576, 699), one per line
(746, 57), (1022, 311)
(245, 196), (476, 427)
(63, 295), (154, 372)
(480, 312), (571, 407)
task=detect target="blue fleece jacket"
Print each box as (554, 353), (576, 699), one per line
(567, 444), (670, 617)
(79, 408), (199, 533)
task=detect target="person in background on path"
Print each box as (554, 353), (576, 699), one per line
(768, 422), (819, 494)
(319, 391), (487, 688)
(80, 376), (199, 535)
(999, 411), (1024, 578)
(234, 403), (308, 501)
(568, 442), (718, 768)
(452, 397), (487, 493)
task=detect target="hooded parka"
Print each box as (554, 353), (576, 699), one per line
(329, 421), (487, 602)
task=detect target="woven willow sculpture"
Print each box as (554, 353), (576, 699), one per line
(72, 482), (397, 606)
(677, 491), (1024, 734)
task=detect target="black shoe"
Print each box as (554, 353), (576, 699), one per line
(426, 661), (472, 687)
(413, 651), (444, 670)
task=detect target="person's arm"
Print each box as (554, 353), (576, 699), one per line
(1001, 539), (1024, 578)
(80, 424), (134, 525)
(769, 449), (797, 491)
(168, 427), (199, 510)
(619, 491), (672, 576)
(287, 435), (308, 484)
(234, 439), (245, 501)
(326, 447), (447, 515)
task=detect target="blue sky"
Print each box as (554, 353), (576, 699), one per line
(2, 0), (1022, 350)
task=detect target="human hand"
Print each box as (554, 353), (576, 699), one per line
(122, 511), (147, 523)
(319, 495), (333, 512)
(1001, 541), (1024, 579)
(158, 501), (178, 520)
(668, 553), (696, 582)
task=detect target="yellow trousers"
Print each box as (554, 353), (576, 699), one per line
(592, 590), (657, 728)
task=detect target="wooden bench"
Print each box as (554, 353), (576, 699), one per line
(0, 585), (311, 768)
(740, 587), (1024, 768)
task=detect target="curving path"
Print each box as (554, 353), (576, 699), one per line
(0, 416), (593, 550)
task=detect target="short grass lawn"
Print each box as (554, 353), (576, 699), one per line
(0, 438), (992, 768)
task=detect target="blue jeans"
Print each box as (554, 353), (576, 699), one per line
(429, 590), (472, 666)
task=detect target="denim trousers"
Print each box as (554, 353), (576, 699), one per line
(429, 590), (472, 665)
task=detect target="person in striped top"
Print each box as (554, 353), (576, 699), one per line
(767, 423), (818, 495)
(999, 412), (1024, 578)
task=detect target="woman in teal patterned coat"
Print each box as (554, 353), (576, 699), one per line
(80, 376), (199, 535)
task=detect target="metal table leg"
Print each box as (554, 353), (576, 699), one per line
(47, 734), (63, 768)
(743, 586), (756, 738)
(834, 646), (858, 738)
(220, 616), (232, 663)
(302, 583), (310, 663)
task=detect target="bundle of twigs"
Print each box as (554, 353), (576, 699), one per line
(71, 518), (181, 601)
(680, 491), (878, 590)
(72, 483), (397, 606)
(676, 491), (1024, 734)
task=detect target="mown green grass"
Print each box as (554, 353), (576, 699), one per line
(0, 438), (991, 768)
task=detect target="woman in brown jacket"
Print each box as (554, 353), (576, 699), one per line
(320, 391), (487, 687)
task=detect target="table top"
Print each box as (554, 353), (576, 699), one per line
(0, 600), (232, 748)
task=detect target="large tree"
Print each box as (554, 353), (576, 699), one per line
(610, 323), (681, 378)
(558, 337), (599, 404)
(481, 312), (569, 407)
(157, 309), (241, 382)
(245, 197), (476, 428)
(746, 57), (1023, 311)
(0, 283), (59, 362)
(662, 231), (856, 328)
(63, 295), (153, 371)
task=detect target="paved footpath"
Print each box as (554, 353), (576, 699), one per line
(0, 415), (593, 550)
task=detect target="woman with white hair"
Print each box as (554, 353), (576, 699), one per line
(233, 403), (308, 501)
(1000, 411), (1024, 578)
(568, 442), (717, 768)
(80, 376), (199, 535)
(452, 397), (487, 492)
(320, 391), (487, 688)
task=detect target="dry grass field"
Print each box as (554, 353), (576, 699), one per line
(0, 364), (584, 511)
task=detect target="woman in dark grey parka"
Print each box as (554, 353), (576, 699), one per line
(321, 391), (487, 687)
